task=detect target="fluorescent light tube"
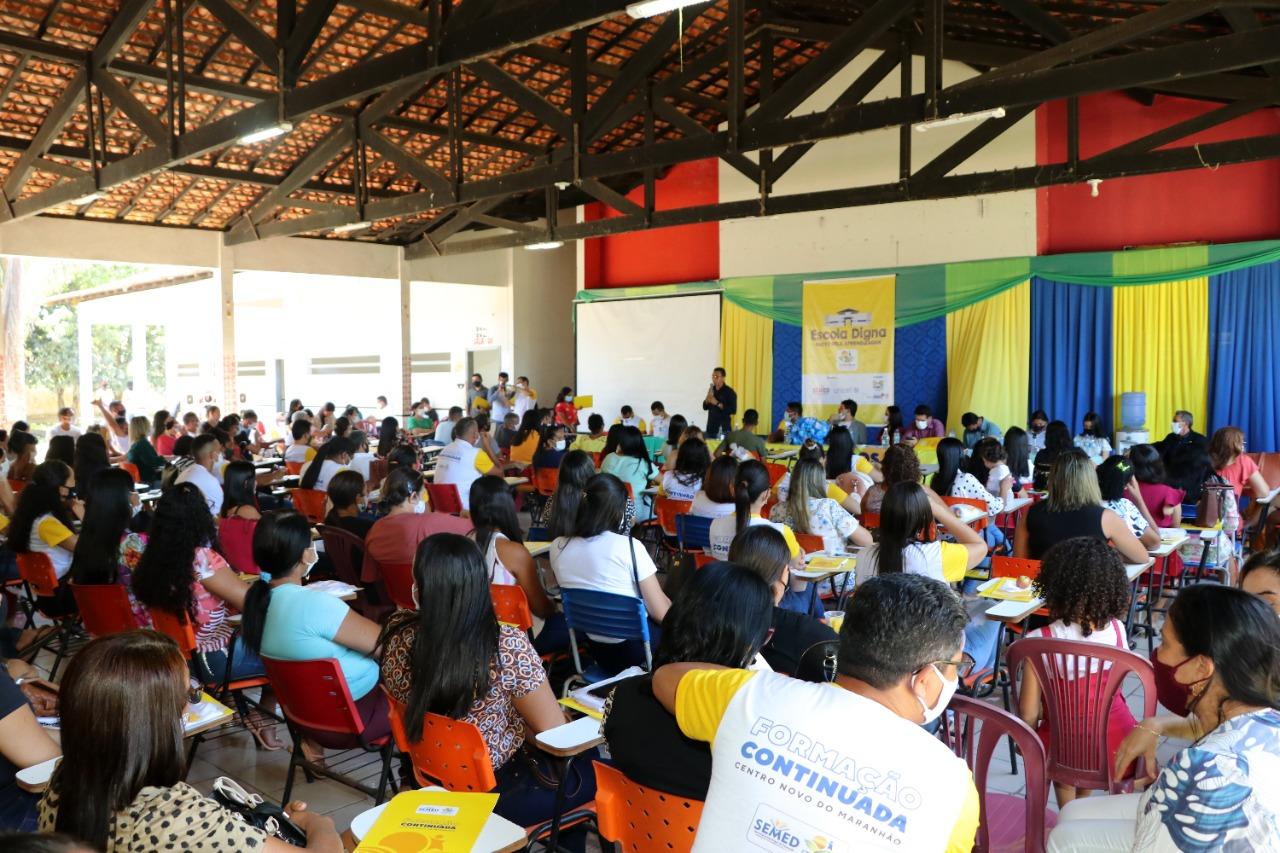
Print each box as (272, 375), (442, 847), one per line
(914, 107), (1007, 133)
(626, 0), (703, 19)
(525, 241), (565, 251)
(72, 192), (103, 205)
(238, 121), (293, 145)
(331, 220), (372, 234)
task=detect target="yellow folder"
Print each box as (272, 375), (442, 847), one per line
(356, 790), (497, 852)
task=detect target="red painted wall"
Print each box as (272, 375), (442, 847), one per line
(1037, 93), (1280, 255)
(582, 158), (719, 288)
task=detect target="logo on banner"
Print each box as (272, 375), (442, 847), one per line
(801, 276), (896, 421)
(824, 308), (871, 327)
(748, 804), (835, 852)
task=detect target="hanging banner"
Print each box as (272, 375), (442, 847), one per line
(802, 276), (896, 422)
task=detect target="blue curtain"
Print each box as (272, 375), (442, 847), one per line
(1030, 278), (1113, 433)
(1208, 262), (1280, 452)
(896, 316), (949, 423)
(771, 321), (802, 428)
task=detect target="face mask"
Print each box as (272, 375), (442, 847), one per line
(413, 497), (427, 514)
(554, 440), (566, 451)
(1172, 421), (1183, 435)
(565, 395), (574, 403)
(301, 548), (319, 578)
(1031, 424), (1045, 434)
(915, 664), (959, 725)
(915, 419), (929, 429)
(1150, 647), (1210, 717)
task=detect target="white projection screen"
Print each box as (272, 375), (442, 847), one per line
(575, 293), (722, 432)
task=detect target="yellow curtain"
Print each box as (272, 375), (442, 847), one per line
(945, 281), (1031, 436)
(720, 299), (773, 431)
(1112, 279), (1208, 435)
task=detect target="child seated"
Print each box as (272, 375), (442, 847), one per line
(1017, 536), (1137, 806)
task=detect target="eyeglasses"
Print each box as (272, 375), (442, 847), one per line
(921, 653), (976, 680)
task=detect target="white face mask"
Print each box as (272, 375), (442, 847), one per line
(1172, 421), (1183, 435)
(915, 664), (960, 724)
(554, 439), (566, 451)
(413, 497), (427, 514)
(915, 419), (929, 429)
(564, 395), (574, 403)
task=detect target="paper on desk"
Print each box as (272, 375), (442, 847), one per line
(304, 580), (359, 598)
(183, 695), (233, 732)
(977, 577), (1036, 602)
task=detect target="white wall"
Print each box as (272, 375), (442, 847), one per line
(718, 50), (1038, 277)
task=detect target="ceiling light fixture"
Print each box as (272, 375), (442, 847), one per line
(238, 121), (294, 145)
(72, 192), (103, 205)
(525, 240), (565, 251)
(913, 107), (1006, 133)
(331, 220), (373, 234)
(626, 0), (703, 19)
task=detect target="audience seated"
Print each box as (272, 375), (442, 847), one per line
(432, 418), (497, 513)
(660, 435), (709, 501)
(364, 469), (473, 570)
(1097, 456), (1162, 550)
(174, 434), (224, 516)
(0, 666), (60, 831)
(856, 481), (987, 585)
(708, 460), (801, 563)
(507, 410), (543, 464)
(1074, 411), (1113, 464)
(376, 416), (401, 457)
(1208, 426), (1273, 526)
(769, 458), (872, 553)
(284, 419), (316, 465)
(44, 436), (73, 468)
(7, 432), (37, 481)
(570, 413), (607, 453)
(719, 408), (765, 458)
(1130, 444), (1184, 529)
(652, 573), (979, 851)
(960, 410), (1002, 449)
(661, 422), (701, 473)
(861, 443), (935, 514)
(603, 561), (772, 800)
(729, 525), (838, 677)
(324, 469), (374, 539)
(600, 426), (657, 517)
(1003, 425), (1035, 485)
(37, 631), (339, 850)
(125, 415), (164, 483)
(1015, 450), (1148, 563)
(549, 474), (669, 674)
(824, 426), (881, 494)
(648, 401), (670, 439)
(530, 424), (568, 470)
(1054, 585), (1280, 851)
(152, 410), (178, 456)
(380, 534), (595, 838)
(903, 404), (946, 442)
(934, 436), (1009, 516)
(660, 414), (687, 462)
(1154, 409), (1209, 497)
(539, 450), (635, 537)
(1240, 548), (1280, 614)
(1033, 420), (1074, 490)
(773, 438), (863, 514)
(68, 467), (149, 627)
(8, 461), (82, 616)
(1027, 409), (1050, 454)
(690, 455), (738, 519)
(72, 433), (110, 496)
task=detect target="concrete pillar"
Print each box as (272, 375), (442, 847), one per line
(219, 242), (236, 411)
(398, 248), (411, 418)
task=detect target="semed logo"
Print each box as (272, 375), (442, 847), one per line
(747, 804), (835, 853)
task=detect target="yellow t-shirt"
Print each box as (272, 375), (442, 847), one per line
(509, 433), (540, 465)
(675, 668), (980, 853)
(475, 452), (494, 474)
(571, 434), (608, 454)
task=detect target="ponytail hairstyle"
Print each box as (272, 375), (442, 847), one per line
(876, 481), (935, 576)
(300, 436), (355, 490)
(733, 460), (772, 535)
(333, 416), (351, 439)
(569, 474), (628, 539)
(548, 450), (595, 539)
(241, 510), (313, 654)
(379, 467), (422, 513)
(784, 458), (826, 534)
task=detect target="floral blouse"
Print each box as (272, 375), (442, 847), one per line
(116, 532), (152, 628)
(769, 497), (860, 553)
(125, 533), (234, 654)
(381, 621), (546, 770)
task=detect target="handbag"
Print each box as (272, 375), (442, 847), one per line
(1195, 474), (1238, 530)
(211, 776), (307, 847)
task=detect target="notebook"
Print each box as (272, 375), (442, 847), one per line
(355, 790), (496, 852)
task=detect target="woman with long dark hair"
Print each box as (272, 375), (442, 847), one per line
(509, 408), (545, 466)
(549, 474), (670, 674)
(708, 459), (802, 564)
(298, 436), (354, 493)
(1130, 443), (1183, 529)
(9, 461), (82, 616)
(43, 435), (74, 467)
(858, 481), (986, 582)
(469, 477), (555, 635)
(376, 416), (400, 457)
(1033, 420), (1074, 490)
(1054, 585), (1280, 851)
(664, 413), (688, 458)
(381, 534), (595, 838)
(600, 426), (655, 519)
(932, 436), (1009, 517)
(603, 561), (773, 800)
(7, 431), (38, 481)
(539, 450), (636, 537)
(68, 468), (149, 625)
(72, 433), (110, 492)
(660, 435), (710, 502)
(131, 483), (259, 685)
(1074, 411), (1113, 464)
(881, 404), (905, 447)
(553, 387), (579, 429)
(240, 511), (384, 751)
(38, 632), (339, 850)
(1004, 425), (1033, 486)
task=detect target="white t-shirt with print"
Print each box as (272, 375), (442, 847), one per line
(299, 459), (349, 494)
(855, 540), (969, 586)
(661, 471), (702, 502)
(691, 491), (735, 519)
(1103, 498), (1148, 537)
(708, 514), (787, 560)
(650, 414), (670, 439)
(549, 532), (657, 642)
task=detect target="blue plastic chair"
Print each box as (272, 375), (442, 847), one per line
(559, 588), (652, 686)
(674, 513), (713, 553)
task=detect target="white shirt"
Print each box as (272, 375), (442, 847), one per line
(434, 420), (457, 443)
(620, 416), (643, 429)
(349, 451), (375, 481)
(1103, 498), (1149, 537)
(661, 471), (702, 502)
(856, 540), (968, 586)
(1075, 434), (1113, 464)
(29, 513), (75, 579)
(985, 463), (1011, 495)
(1033, 618), (1127, 677)
(650, 414), (670, 439)
(46, 424), (81, 442)
(284, 443), (313, 464)
(299, 459), (348, 493)
(433, 438), (482, 510)
(176, 463), (223, 516)
(513, 389), (536, 419)
(550, 532), (657, 642)
(769, 497), (860, 553)
(690, 491), (735, 519)
(708, 514), (783, 560)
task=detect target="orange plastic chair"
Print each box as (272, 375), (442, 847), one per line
(490, 583), (534, 632)
(860, 511), (881, 529)
(654, 497), (693, 538)
(288, 488), (327, 524)
(284, 461), (303, 475)
(944, 495), (990, 531)
(594, 761), (703, 853)
(385, 693), (497, 791)
(71, 583), (138, 636)
(426, 482), (463, 514)
(991, 555), (1042, 581)
(591, 452), (603, 469)
(16, 552), (78, 678)
(693, 553), (716, 568)
(532, 467), (559, 497)
(117, 461), (141, 483)
(794, 532), (824, 555)
(148, 607), (270, 693)
(763, 461), (788, 486)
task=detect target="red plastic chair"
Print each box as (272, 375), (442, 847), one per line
(264, 657), (394, 804)
(490, 583), (534, 633)
(859, 511), (881, 529)
(6, 478), (26, 494)
(1008, 637), (1156, 795)
(284, 461), (303, 476)
(944, 495), (990, 531)
(991, 556), (1042, 581)
(532, 467), (559, 497)
(939, 694), (1055, 853)
(385, 692), (497, 791)
(426, 482), (463, 514)
(594, 761), (703, 853)
(16, 552), (80, 679)
(794, 532), (824, 555)
(218, 516), (261, 575)
(378, 560), (416, 610)
(590, 452), (603, 469)
(288, 488), (327, 524)
(117, 461), (141, 483)
(70, 583), (139, 636)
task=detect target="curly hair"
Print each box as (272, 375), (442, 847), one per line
(880, 443), (922, 488)
(1033, 537), (1130, 636)
(131, 483), (219, 620)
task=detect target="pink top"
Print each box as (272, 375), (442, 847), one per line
(1137, 481), (1185, 528)
(219, 516), (261, 575)
(901, 418), (946, 440)
(154, 433), (176, 456)
(1218, 454), (1261, 498)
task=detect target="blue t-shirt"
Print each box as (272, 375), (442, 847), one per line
(259, 584), (378, 700)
